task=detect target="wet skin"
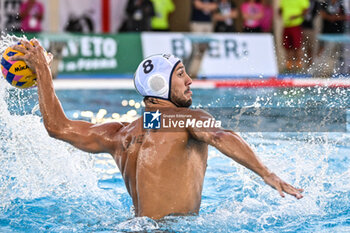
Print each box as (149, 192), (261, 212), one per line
(11, 39), (304, 220)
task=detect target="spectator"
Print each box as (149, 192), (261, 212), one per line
(188, 0), (217, 78)
(241, 0), (264, 33)
(19, 0), (44, 33)
(317, 0), (347, 55)
(280, 0), (310, 70)
(317, 0), (347, 74)
(122, 0), (155, 32)
(260, 0), (273, 33)
(213, 0), (238, 32)
(343, 1), (350, 74)
(320, 0), (347, 34)
(150, 0), (175, 31)
(301, 0), (320, 68)
(190, 0), (217, 33)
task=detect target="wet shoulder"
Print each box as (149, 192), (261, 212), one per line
(187, 108), (214, 121)
(114, 119), (143, 152)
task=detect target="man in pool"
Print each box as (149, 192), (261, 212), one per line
(12, 39), (303, 220)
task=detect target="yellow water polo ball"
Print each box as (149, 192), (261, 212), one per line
(1, 43), (37, 89)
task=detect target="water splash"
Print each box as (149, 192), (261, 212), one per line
(0, 35), (129, 231)
(1, 79), (102, 199)
(0, 34), (22, 55)
(1, 84), (349, 232)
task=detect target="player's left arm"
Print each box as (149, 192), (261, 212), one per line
(187, 110), (303, 199)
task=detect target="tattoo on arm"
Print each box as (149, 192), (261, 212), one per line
(136, 134), (144, 143)
(126, 134), (145, 149)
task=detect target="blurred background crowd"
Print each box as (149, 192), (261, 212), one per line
(1, 0), (350, 76)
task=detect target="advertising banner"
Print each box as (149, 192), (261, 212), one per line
(22, 33), (143, 75)
(141, 32), (278, 78)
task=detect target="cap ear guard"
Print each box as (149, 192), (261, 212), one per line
(147, 74), (168, 97)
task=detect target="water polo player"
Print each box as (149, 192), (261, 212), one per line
(10, 39), (303, 220)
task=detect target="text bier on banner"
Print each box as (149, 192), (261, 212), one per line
(141, 32), (278, 78)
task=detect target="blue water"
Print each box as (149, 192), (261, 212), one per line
(1, 81), (350, 232)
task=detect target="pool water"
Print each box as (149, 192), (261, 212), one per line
(0, 81), (350, 232)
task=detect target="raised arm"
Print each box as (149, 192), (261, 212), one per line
(10, 39), (124, 154)
(188, 110), (303, 199)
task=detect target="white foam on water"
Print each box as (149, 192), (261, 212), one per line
(155, 132), (349, 232)
(0, 81), (110, 202)
(189, 89), (350, 232)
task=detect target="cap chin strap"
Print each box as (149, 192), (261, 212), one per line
(144, 95), (180, 107)
(169, 96), (180, 107)
(167, 60), (181, 107)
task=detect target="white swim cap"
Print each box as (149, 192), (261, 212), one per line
(134, 54), (181, 100)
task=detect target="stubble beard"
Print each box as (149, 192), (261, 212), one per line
(171, 92), (192, 108)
